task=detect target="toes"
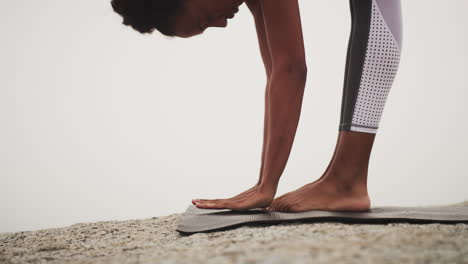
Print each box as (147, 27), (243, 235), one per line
(285, 205), (297, 212)
(266, 202), (280, 212)
(266, 199), (292, 212)
(286, 204), (301, 212)
(278, 204), (289, 212)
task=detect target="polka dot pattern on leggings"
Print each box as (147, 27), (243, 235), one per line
(351, 0), (401, 132)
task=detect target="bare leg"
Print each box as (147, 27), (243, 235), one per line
(268, 0), (402, 212)
(267, 131), (372, 212)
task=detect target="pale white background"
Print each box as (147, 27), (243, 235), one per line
(1, 0), (467, 233)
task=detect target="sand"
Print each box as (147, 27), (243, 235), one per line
(1, 201), (468, 264)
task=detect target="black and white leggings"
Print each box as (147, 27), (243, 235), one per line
(339, 0), (402, 134)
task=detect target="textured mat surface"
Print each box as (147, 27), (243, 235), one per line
(176, 204), (468, 234)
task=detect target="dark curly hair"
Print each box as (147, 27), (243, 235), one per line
(111, 0), (183, 36)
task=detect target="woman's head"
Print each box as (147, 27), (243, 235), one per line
(111, 0), (243, 38)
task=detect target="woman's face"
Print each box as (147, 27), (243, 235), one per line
(172, 0), (243, 38)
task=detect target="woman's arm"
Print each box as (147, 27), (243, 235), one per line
(245, 0), (272, 185)
(246, 0), (272, 78)
(193, 0), (307, 209)
(256, 0), (307, 192)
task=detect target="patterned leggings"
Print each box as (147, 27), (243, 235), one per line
(339, 0), (402, 133)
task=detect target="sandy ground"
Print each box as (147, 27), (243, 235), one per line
(1, 202), (468, 264)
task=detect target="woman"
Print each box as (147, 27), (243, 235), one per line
(111, 0), (402, 212)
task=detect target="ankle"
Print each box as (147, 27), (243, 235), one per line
(256, 182), (277, 198)
(320, 171), (368, 196)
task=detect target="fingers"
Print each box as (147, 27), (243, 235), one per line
(192, 199), (223, 206)
(192, 186), (272, 210)
(193, 188), (257, 205)
(192, 199), (212, 205)
(192, 188), (257, 207)
(194, 199), (231, 209)
(194, 197), (254, 210)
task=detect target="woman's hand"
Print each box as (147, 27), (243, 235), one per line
(194, 0), (307, 212)
(192, 184), (275, 210)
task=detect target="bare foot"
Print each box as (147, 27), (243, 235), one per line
(192, 184), (275, 211)
(267, 177), (370, 212)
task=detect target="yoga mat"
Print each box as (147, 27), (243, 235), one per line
(176, 204), (468, 234)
